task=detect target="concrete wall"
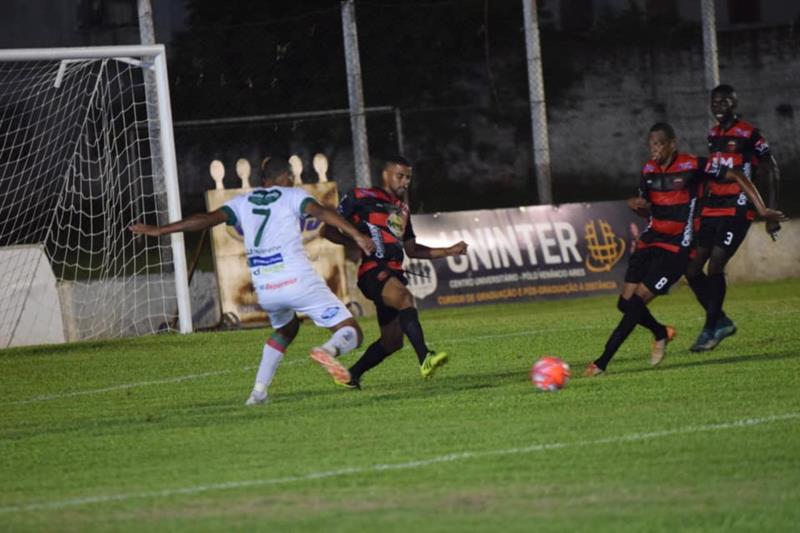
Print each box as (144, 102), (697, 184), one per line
(726, 220), (800, 283)
(548, 27), (800, 186)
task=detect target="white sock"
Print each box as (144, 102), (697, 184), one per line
(321, 326), (359, 357)
(254, 342), (284, 393)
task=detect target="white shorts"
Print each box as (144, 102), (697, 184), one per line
(255, 275), (352, 329)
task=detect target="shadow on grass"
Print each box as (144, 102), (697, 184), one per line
(611, 349), (798, 376)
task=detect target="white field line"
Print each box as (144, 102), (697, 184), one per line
(5, 367), (255, 406)
(4, 325), (601, 406)
(6, 305), (799, 407)
(0, 412), (797, 515)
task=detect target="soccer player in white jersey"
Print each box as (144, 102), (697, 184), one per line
(129, 156), (375, 405)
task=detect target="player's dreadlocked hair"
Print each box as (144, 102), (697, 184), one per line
(260, 156), (292, 182)
(649, 122), (676, 140)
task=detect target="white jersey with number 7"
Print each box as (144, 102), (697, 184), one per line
(222, 186), (318, 287)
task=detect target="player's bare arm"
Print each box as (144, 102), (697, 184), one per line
(129, 209), (229, 237)
(404, 238), (468, 259)
(757, 155), (781, 237)
(306, 201), (375, 256)
(627, 197), (651, 217)
(757, 155), (781, 208)
(723, 169), (787, 223)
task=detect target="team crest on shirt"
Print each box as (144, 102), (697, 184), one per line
(725, 140), (739, 152)
(386, 209), (406, 238)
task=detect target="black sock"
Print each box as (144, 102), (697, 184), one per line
(594, 294), (647, 370)
(348, 340), (389, 381)
(398, 307), (429, 364)
(687, 272), (711, 310)
(639, 306), (667, 340)
(704, 273), (727, 330)
(689, 272), (728, 323)
(619, 296), (666, 339)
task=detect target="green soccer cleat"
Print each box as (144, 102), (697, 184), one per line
(690, 329), (719, 352)
(335, 376), (361, 390)
(713, 316), (737, 343)
(420, 351), (449, 379)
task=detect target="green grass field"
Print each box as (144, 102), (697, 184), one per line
(2, 279), (799, 532)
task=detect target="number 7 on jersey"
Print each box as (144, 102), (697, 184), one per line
(253, 208), (271, 246)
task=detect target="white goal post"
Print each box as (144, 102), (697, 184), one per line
(0, 44), (192, 347)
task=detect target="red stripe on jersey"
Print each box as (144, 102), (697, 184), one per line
(709, 181), (742, 196)
(636, 241), (681, 254)
(650, 189), (690, 206)
(650, 219), (686, 236)
(641, 154), (698, 175)
(358, 260), (403, 278)
(710, 120), (756, 139)
(746, 210), (756, 221)
(701, 207), (737, 217)
(354, 187), (396, 203)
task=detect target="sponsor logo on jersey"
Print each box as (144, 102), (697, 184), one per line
(247, 189), (282, 206)
(366, 222), (385, 258)
(321, 306), (340, 320)
(259, 278), (298, 290)
(681, 198), (696, 247)
(248, 253), (284, 267)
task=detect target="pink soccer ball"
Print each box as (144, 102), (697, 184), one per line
(530, 356), (571, 392)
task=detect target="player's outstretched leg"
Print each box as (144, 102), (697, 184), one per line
(623, 295), (673, 359)
(310, 318), (361, 386)
(585, 294), (649, 376)
(381, 277), (449, 379)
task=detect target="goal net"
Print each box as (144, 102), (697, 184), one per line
(0, 45), (191, 348)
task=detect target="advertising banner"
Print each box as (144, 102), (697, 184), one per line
(206, 182), (349, 326)
(402, 201), (642, 309)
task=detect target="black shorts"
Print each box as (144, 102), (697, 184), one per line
(694, 216), (751, 256)
(357, 266), (408, 326)
(625, 246), (688, 296)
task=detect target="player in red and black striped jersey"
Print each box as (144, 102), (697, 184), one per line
(322, 155), (467, 388)
(585, 123), (783, 377)
(686, 84), (785, 351)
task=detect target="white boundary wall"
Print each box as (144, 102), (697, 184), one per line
(726, 220), (800, 283)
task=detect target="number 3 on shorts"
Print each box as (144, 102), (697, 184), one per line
(723, 231), (734, 246)
(655, 277), (668, 290)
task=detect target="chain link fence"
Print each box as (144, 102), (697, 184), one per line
(166, 1), (800, 216)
